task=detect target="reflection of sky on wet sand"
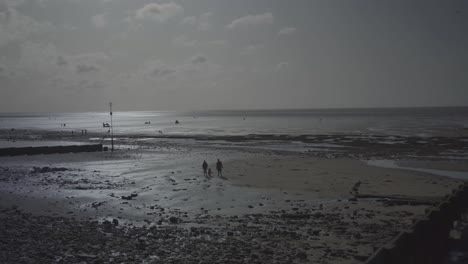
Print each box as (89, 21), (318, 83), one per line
(0, 146), (329, 223)
(367, 160), (468, 180)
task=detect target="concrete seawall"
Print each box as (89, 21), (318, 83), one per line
(0, 144), (103, 156)
(365, 183), (468, 264)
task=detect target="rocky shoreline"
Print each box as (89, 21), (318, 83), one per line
(1, 202), (410, 264)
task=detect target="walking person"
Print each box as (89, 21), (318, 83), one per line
(216, 159), (223, 177)
(202, 160), (208, 176)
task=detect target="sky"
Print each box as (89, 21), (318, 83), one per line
(0, 0), (467, 112)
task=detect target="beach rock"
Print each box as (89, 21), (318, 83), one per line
(296, 251), (308, 260)
(169, 217), (179, 224)
(121, 193), (138, 200)
(281, 214), (310, 220)
(31, 167), (68, 174)
(353, 233), (362, 239)
(354, 255), (369, 261)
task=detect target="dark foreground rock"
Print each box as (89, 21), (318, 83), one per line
(0, 209), (316, 264)
(0, 205), (406, 264)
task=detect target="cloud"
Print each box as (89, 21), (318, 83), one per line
(190, 54), (207, 64)
(91, 14), (107, 28)
(151, 67), (176, 77)
(173, 36), (227, 48)
(181, 12), (212, 31)
(148, 67), (176, 78)
(0, 42), (112, 112)
(196, 12), (212, 31)
(67, 52), (110, 70)
(56, 55), (67, 66)
(135, 2), (183, 22)
(9, 42), (111, 90)
(76, 63), (100, 74)
(227, 13), (273, 30)
(0, 6), (54, 47)
(173, 35), (197, 47)
(205, 39), (227, 46)
(0, 2), (10, 20)
(16, 42), (107, 71)
(68, 52), (109, 74)
(141, 54), (221, 84)
(181, 16), (196, 25)
(276, 62), (290, 71)
(0, 65), (6, 76)
(3, 0), (26, 8)
(144, 60), (176, 79)
(277, 27), (296, 36)
(240, 44), (263, 55)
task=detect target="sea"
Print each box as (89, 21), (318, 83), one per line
(0, 107), (467, 138)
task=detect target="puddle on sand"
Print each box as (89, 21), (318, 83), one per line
(366, 160), (468, 180)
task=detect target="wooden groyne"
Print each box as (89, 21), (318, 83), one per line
(365, 183), (468, 264)
(0, 144), (103, 156)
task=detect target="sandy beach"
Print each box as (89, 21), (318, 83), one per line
(1, 129), (467, 263)
(2, 0), (467, 261)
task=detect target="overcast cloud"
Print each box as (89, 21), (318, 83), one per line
(0, 0), (467, 112)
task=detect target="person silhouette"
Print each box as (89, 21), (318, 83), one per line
(216, 159), (223, 177)
(202, 160), (208, 176)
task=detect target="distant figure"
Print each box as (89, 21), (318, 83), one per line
(158, 130), (163, 134)
(351, 181), (362, 197)
(208, 168), (213, 177)
(202, 160), (208, 176)
(175, 120), (179, 124)
(216, 159), (223, 177)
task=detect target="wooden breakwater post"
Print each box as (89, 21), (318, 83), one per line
(365, 183), (468, 264)
(0, 144), (103, 156)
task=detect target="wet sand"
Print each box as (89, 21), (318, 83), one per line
(0, 129), (467, 263)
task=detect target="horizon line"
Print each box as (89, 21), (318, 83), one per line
(0, 105), (468, 114)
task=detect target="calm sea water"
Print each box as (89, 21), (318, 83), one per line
(0, 107), (467, 137)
